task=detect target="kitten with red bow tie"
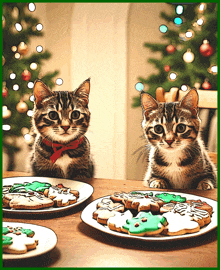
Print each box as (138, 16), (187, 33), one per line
(29, 79), (93, 179)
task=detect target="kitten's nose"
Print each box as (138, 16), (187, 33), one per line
(61, 126), (70, 132)
(165, 140), (174, 146)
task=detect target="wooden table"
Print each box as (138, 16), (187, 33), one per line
(3, 171), (217, 267)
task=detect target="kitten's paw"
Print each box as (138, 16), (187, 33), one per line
(149, 179), (168, 189)
(197, 180), (214, 190)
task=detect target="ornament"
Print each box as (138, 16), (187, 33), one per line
(16, 100), (28, 113)
(3, 85), (8, 98)
(194, 82), (201, 89)
(202, 79), (212, 90)
(3, 106), (11, 119)
(166, 44), (176, 54)
(18, 42), (29, 55)
(3, 16), (5, 28)
(135, 82), (144, 92)
(21, 70), (31, 81)
(183, 49), (194, 63)
(164, 65), (171, 72)
(200, 40), (214, 57)
(3, 56), (5, 65)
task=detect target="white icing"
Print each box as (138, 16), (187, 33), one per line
(107, 210), (133, 228)
(4, 233), (37, 252)
(48, 186), (76, 204)
(163, 211), (199, 233)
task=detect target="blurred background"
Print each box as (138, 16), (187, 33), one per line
(3, 3), (217, 181)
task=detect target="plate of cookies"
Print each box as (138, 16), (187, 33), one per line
(3, 222), (57, 260)
(81, 190), (217, 241)
(3, 176), (94, 214)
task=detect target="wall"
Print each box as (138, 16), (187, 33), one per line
(127, 3), (172, 180)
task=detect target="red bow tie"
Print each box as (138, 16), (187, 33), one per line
(42, 137), (84, 163)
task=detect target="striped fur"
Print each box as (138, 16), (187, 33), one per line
(141, 89), (217, 190)
(29, 79), (93, 179)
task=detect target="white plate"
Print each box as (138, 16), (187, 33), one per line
(3, 222), (57, 260)
(3, 176), (93, 214)
(81, 191), (217, 241)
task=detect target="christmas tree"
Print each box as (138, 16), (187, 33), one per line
(3, 3), (59, 170)
(133, 2), (217, 107)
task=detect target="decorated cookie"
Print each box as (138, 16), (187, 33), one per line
(43, 186), (78, 207)
(110, 191), (153, 205)
(9, 181), (52, 194)
(161, 211), (200, 236)
(55, 183), (79, 198)
(93, 198), (125, 225)
(107, 210), (133, 232)
(173, 203), (211, 227)
(186, 200), (213, 216)
(155, 193), (186, 203)
(126, 195), (164, 212)
(3, 226), (38, 254)
(122, 211), (167, 236)
(3, 192), (54, 210)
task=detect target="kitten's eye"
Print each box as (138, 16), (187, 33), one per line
(176, 124), (186, 133)
(71, 110), (80, 119)
(48, 111), (59, 120)
(154, 125), (164, 134)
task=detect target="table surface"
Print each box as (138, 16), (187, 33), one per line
(3, 171), (217, 268)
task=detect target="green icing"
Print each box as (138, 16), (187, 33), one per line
(155, 193), (186, 203)
(2, 227), (10, 235)
(3, 226), (34, 237)
(2, 235), (13, 246)
(9, 181), (51, 193)
(122, 212), (167, 234)
(130, 191), (153, 197)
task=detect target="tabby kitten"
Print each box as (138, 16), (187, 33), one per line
(141, 88), (217, 190)
(30, 78), (93, 179)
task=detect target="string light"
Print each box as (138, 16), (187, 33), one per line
(15, 23), (22, 31)
(30, 62), (38, 70)
(159, 25), (168, 33)
(27, 82), (34, 89)
(135, 82), (144, 91)
(197, 18), (204, 26)
(174, 17), (182, 26)
(36, 23), (43, 31)
(27, 110), (34, 117)
(181, 85), (188, 91)
(30, 95), (35, 102)
(28, 3), (36, 12)
(24, 133), (31, 141)
(15, 53), (21, 59)
(11, 46), (17, 52)
(169, 72), (177, 81)
(10, 72), (16, 79)
(3, 124), (11, 131)
(56, 78), (63, 85)
(36, 45), (43, 52)
(13, 84), (19, 91)
(176, 5), (183, 15)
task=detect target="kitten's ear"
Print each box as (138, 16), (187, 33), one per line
(75, 78), (90, 104)
(33, 80), (52, 108)
(180, 88), (199, 116)
(141, 92), (158, 119)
